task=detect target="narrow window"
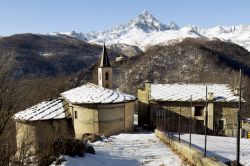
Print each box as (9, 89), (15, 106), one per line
(74, 110), (78, 119)
(194, 106), (204, 116)
(218, 120), (224, 130)
(105, 72), (109, 80)
(106, 84), (109, 88)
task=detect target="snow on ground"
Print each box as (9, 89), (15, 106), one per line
(57, 132), (187, 166)
(173, 133), (250, 166)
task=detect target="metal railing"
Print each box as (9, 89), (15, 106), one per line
(154, 108), (247, 165)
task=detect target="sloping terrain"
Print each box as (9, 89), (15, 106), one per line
(76, 38), (250, 116)
(0, 34), (119, 78)
(77, 37), (250, 92)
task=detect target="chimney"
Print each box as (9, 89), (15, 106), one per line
(207, 92), (214, 130)
(143, 80), (151, 92)
(208, 92), (214, 101)
(234, 86), (240, 95)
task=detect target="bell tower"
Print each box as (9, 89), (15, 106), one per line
(98, 43), (112, 89)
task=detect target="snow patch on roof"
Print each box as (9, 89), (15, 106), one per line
(150, 84), (243, 102)
(13, 98), (69, 121)
(61, 83), (136, 104)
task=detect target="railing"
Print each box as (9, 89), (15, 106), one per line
(154, 108), (249, 166)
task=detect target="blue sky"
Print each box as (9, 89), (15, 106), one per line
(0, 0), (249, 35)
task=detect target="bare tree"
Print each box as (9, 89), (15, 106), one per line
(0, 49), (22, 166)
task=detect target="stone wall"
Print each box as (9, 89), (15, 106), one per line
(150, 102), (196, 133)
(72, 105), (99, 139)
(72, 101), (137, 138)
(137, 89), (149, 126)
(213, 103), (238, 136)
(98, 104), (125, 136)
(124, 101), (136, 132)
(155, 129), (227, 166)
(16, 118), (73, 155)
(148, 101), (239, 136)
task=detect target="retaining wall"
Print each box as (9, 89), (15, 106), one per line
(155, 129), (227, 166)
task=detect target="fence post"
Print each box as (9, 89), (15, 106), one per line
(159, 110), (161, 130)
(162, 110), (164, 131)
(189, 95), (192, 148)
(172, 111), (174, 139)
(164, 110), (165, 132)
(204, 86), (208, 157)
(154, 110), (157, 129)
(168, 110), (170, 138)
(237, 69), (242, 165)
(155, 110), (159, 129)
(161, 110), (163, 131)
(179, 101), (181, 143)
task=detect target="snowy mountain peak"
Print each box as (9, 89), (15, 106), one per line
(167, 21), (179, 30)
(54, 11), (250, 52)
(126, 10), (167, 32)
(138, 10), (156, 20)
(141, 9), (151, 16)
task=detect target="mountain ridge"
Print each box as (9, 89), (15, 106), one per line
(50, 10), (250, 52)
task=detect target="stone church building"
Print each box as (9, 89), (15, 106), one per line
(13, 44), (137, 154)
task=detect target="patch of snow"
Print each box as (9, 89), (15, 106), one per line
(55, 132), (186, 166)
(61, 83), (136, 104)
(174, 133), (250, 165)
(40, 52), (54, 57)
(150, 83), (243, 102)
(13, 98), (68, 121)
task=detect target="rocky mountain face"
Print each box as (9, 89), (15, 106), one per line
(77, 37), (250, 93)
(75, 37), (250, 115)
(107, 43), (142, 57)
(0, 34), (120, 79)
(58, 10), (250, 52)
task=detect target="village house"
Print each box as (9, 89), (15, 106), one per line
(138, 82), (245, 136)
(13, 44), (137, 155)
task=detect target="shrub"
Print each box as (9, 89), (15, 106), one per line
(81, 133), (101, 143)
(86, 146), (95, 155)
(37, 138), (87, 166)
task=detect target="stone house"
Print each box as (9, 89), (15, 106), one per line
(13, 44), (137, 155)
(138, 82), (245, 136)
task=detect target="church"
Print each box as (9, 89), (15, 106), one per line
(13, 44), (137, 154)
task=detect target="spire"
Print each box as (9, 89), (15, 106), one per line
(99, 43), (111, 67)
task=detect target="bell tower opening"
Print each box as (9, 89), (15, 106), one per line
(105, 72), (109, 80)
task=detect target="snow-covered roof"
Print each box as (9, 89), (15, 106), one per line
(13, 98), (69, 121)
(150, 84), (244, 102)
(60, 83), (136, 105)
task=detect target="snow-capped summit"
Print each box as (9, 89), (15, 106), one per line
(167, 21), (179, 30)
(125, 10), (167, 32)
(107, 10), (170, 33)
(110, 10), (180, 33)
(55, 10), (250, 51)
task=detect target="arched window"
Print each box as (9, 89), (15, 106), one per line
(105, 72), (109, 80)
